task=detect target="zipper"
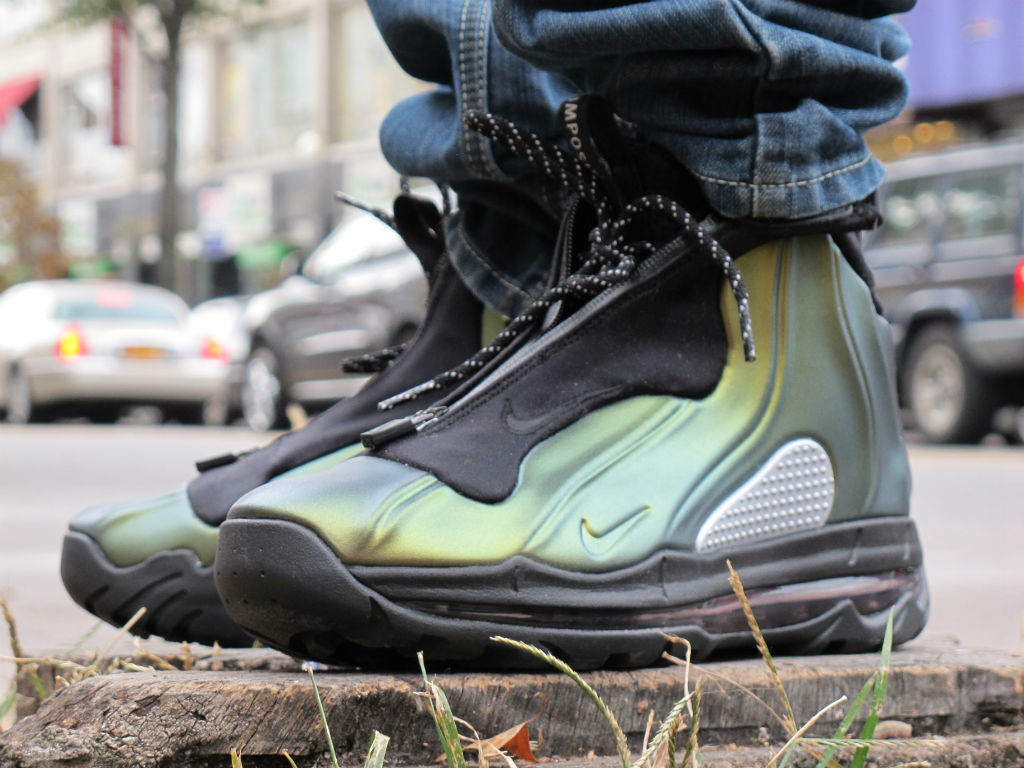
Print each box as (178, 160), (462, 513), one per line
(411, 233), (691, 431)
(362, 218), (736, 450)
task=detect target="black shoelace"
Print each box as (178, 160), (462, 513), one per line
(341, 344), (408, 374)
(377, 111), (755, 412)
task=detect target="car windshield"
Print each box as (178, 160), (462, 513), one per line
(302, 216), (406, 284)
(55, 288), (183, 324)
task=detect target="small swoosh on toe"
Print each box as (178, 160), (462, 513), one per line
(580, 505), (652, 557)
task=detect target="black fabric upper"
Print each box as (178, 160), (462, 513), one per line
(375, 222), (729, 502)
(187, 248), (484, 526)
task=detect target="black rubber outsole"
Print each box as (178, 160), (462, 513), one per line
(61, 531), (253, 648)
(215, 518), (930, 670)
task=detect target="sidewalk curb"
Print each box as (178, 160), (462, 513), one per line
(1, 645), (1022, 767)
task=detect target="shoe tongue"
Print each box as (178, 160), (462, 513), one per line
(559, 95), (713, 221)
(393, 194), (444, 279)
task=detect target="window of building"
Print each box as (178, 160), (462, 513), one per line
(221, 16), (315, 159)
(330, 3), (425, 143)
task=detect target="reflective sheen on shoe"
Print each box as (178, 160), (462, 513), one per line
(60, 443), (362, 646)
(217, 236), (927, 668)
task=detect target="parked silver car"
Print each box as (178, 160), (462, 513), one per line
(188, 294), (252, 425)
(0, 280), (228, 423)
(238, 212), (427, 430)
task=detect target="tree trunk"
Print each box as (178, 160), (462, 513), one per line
(157, 5), (186, 291)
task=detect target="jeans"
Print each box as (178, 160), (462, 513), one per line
(367, 0), (914, 317)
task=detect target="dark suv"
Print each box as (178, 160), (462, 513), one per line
(239, 213), (426, 430)
(865, 140), (1024, 443)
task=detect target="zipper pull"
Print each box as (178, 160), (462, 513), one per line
(361, 406), (448, 450)
(194, 447), (256, 472)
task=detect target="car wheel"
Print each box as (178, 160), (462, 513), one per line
(903, 324), (996, 444)
(6, 367), (36, 424)
(242, 347), (288, 431)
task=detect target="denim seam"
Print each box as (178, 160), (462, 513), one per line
(468, 0), (486, 173)
(458, 0), (483, 176)
(474, 2), (501, 178)
(459, 0), (496, 179)
(691, 153), (874, 190)
(728, 0), (770, 217)
(456, 221), (533, 303)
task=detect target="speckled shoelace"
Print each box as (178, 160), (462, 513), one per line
(341, 344), (407, 374)
(377, 110), (755, 411)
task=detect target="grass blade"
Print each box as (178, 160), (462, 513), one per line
(633, 691), (693, 768)
(62, 620), (104, 659)
(1, 596), (25, 659)
(230, 747), (243, 767)
(849, 610), (895, 768)
(679, 681), (701, 768)
(491, 636), (632, 768)
(766, 695), (846, 768)
(281, 750), (300, 768)
(0, 686), (17, 721)
(95, 607), (147, 665)
(727, 562), (796, 733)
(307, 666), (341, 768)
(802, 738), (941, 750)
(811, 671), (877, 768)
(418, 652), (467, 768)
(26, 667), (48, 701)
(666, 719), (678, 768)
(364, 730), (391, 768)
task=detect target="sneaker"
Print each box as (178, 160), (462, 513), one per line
(215, 99), (928, 668)
(59, 193), (490, 646)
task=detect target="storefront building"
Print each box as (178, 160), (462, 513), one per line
(0, 0), (422, 300)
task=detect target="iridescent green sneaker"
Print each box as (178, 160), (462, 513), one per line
(215, 105), (928, 669)
(60, 195), (489, 646)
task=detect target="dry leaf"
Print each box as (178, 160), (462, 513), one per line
(493, 721), (539, 762)
(438, 692), (547, 764)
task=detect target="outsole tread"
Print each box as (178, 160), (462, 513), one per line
(216, 518), (929, 671)
(61, 532), (253, 648)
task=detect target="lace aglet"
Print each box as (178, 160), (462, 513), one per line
(333, 190), (397, 231)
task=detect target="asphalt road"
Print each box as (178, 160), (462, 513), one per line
(0, 424), (1022, 683)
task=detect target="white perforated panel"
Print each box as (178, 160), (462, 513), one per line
(695, 438), (834, 554)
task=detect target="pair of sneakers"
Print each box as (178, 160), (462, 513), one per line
(61, 98), (928, 669)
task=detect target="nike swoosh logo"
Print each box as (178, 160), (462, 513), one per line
(581, 506), (652, 557)
(502, 385), (626, 435)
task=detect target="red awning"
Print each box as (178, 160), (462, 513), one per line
(0, 75), (40, 128)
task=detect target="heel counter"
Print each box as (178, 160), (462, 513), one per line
(866, 313), (913, 516)
(834, 243), (912, 518)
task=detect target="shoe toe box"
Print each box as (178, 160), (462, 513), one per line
(69, 485), (218, 567)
